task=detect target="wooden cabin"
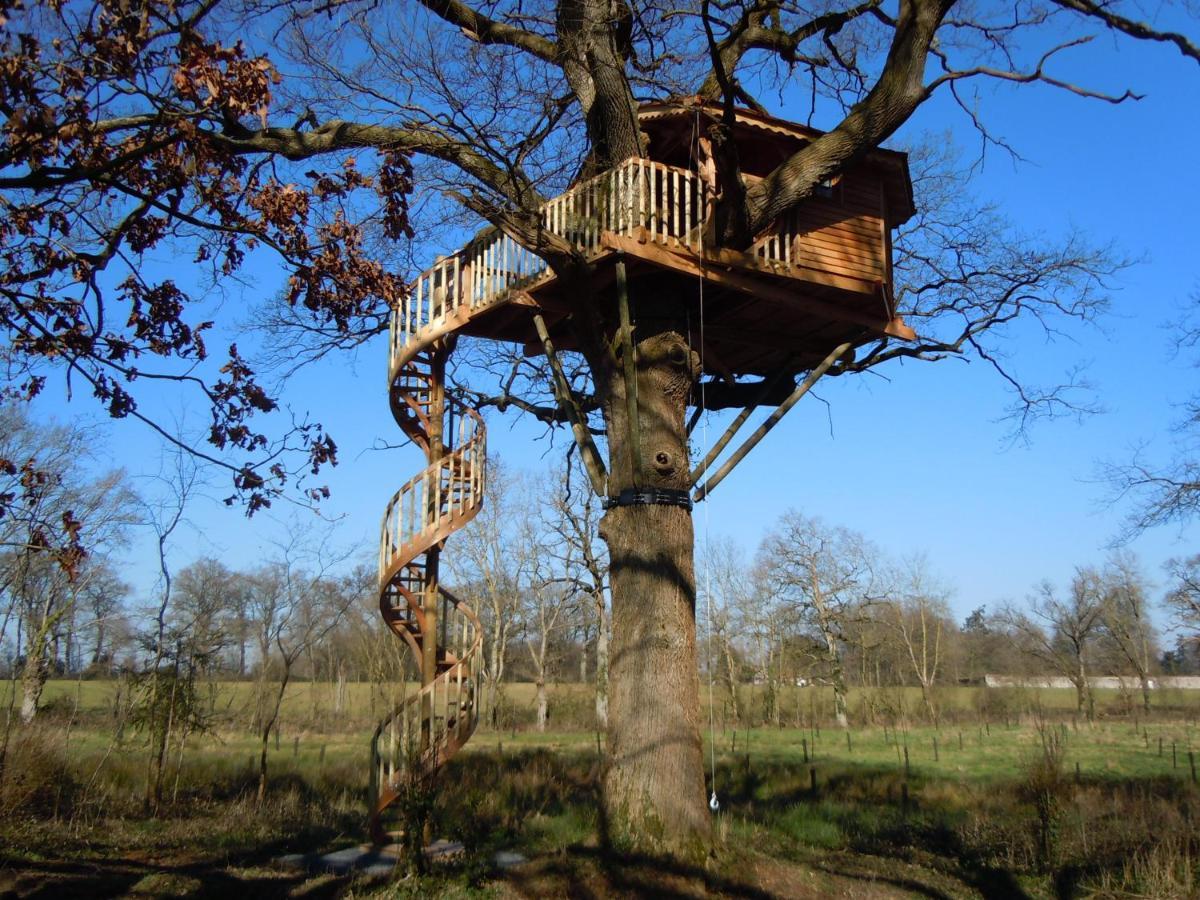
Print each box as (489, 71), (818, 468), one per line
(390, 101), (915, 383)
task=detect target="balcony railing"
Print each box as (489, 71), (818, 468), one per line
(389, 158), (707, 370)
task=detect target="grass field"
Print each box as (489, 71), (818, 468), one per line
(10, 677), (1200, 728)
(2, 680), (1200, 897)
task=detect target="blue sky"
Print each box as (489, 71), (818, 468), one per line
(33, 19), (1200, 627)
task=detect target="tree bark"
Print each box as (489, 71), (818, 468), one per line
(595, 590), (609, 730)
(598, 327), (709, 859)
(536, 677), (548, 731)
(19, 615), (53, 725)
(19, 653), (47, 725)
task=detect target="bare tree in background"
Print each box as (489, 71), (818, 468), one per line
(450, 459), (533, 727)
(698, 538), (753, 725)
(1001, 570), (1106, 718)
(758, 512), (878, 728)
(1107, 293), (1200, 534)
(1098, 551), (1158, 712)
(543, 457), (610, 728)
(1164, 555), (1200, 648)
(883, 555), (953, 725)
(247, 526), (355, 803)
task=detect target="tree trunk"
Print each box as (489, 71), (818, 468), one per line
(1140, 673), (1152, 714)
(598, 327), (709, 859)
(820, 631), (848, 728)
(536, 677), (548, 732)
(19, 652), (47, 725)
(258, 667), (291, 804)
(722, 637), (741, 723)
(919, 681), (937, 726)
(19, 616), (53, 725)
(595, 592), (609, 730)
(91, 622), (106, 667)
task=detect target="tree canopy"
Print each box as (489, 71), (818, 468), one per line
(1, 0), (1195, 514)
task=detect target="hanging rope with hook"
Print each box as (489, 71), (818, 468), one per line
(691, 106), (720, 816)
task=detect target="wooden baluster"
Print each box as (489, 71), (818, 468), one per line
(649, 162), (657, 239)
(685, 172), (693, 249)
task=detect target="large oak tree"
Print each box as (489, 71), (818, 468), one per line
(2, 0), (1197, 856)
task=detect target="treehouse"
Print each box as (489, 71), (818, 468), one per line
(368, 101), (915, 843)
(389, 100), (916, 383)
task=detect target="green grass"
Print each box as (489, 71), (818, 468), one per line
(711, 721), (1200, 783)
(4, 708), (1200, 898)
(15, 678), (1200, 725)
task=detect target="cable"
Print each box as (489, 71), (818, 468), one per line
(692, 107), (720, 815)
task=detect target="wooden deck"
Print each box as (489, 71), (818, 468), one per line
(390, 156), (913, 381)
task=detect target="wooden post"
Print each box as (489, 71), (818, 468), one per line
(904, 745), (910, 777)
(421, 345), (450, 788)
(693, 341), (852, 501)
(958, 731), (963, 751)
(846, 731), (852, 753)
(319, 744), (327, 765)
(1159, 736), (1164, 757)
(1191, 751), (1197, 785)
(532, 314), (607, 495)
(810, 766), (817, 796)
(802, 737), (809, 763)
(689, 367), (791, 484)
(614, 256), (644, 487)
(1174, 742), (1178, 769)
(933, 736), (939, 762)
(1075, 761), (1081, 784)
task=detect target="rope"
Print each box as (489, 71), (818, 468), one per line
(692, 107), (720, 815)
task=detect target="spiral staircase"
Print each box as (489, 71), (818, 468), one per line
(368, 281), (486, 842)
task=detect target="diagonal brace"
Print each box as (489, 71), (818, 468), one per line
(689, 365), (794, 485)
(692, 341), (852, 503)
(533, 313), (608, 496)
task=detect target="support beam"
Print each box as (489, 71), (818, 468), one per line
(601, 231), (916, 342)
(693, 341), (852, 503)
(689, 366), (793, 484)
(615, 256), (644, 488)
(532, 313), (608, 495)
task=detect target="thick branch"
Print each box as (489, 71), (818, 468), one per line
(415, 0), (559, 63)
(1051, 0), (1200, 64)
(213, 119), (538, 207)
(744, 0), (953, 235)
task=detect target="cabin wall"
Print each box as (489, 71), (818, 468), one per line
(785, 168), (888, 288)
